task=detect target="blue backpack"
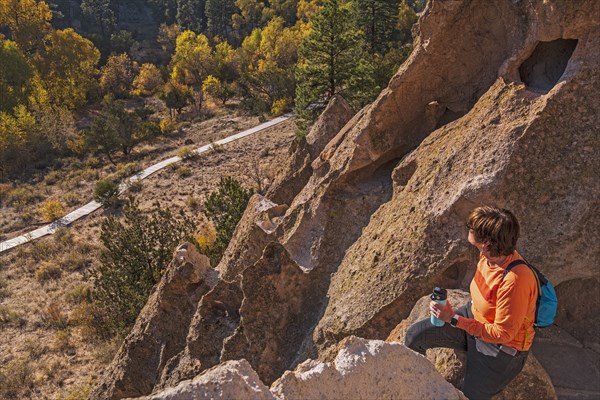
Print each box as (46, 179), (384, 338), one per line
(503, 259), (557, 327)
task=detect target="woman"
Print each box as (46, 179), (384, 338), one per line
(404, 206), (538, 399)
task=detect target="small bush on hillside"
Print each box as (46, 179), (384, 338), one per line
(61, 249), (90, 271)
(176, 166), (192, 178)
(195, 222), (217, 255)
(210, 142), (223, 153)
(62, 382), (93, 400)
(39, 199), (65, 222)
(44, 302), (69, 329)
(203, 177), (252, 266)
(67, 284), (92, 305)
(185, 196), (200, 210)
(0, 183), (11, 200)
(35, 261), (62, 282)
(0, 357), (33, 399)
(127, 179), (143, 193)
(177, 147), (196, 159)
(159, 118), (178, 134)
(7, 185), (41, 210)
(52, 329), (73, 353)
(115, 162), (140, 180)
(64, 192), (80, 206)
(0, 305), (23, 327)
(54, 227), (74, 246)
(92, 197), (196, 336)
(271, 98), (291, 116)
(94, 178), (120, 206)
(44, 170), (62, 185)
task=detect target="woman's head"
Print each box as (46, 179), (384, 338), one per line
(467, 206), (520, 257)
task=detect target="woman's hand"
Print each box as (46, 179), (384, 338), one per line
(430, 300), (455, 323)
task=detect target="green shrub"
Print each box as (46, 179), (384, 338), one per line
(92, 197), (196, 336)
(94, 178), (120, 206)
(203, 177), (252, 266)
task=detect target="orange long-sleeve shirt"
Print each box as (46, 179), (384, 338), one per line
(456, 251), (538, 351)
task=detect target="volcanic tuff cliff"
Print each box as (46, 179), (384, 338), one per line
(91, 0), (600, 398)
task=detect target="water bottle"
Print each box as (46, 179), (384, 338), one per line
(430, 287), (447, 326)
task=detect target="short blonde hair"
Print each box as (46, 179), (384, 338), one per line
(467, 206), (520, 257)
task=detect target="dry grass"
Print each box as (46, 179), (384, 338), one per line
(0, 107), (296, 399)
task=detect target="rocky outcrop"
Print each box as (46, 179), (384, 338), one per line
(217, 194), (287, 281)
(314, 0), (600, 349)
(96, 0), (600, 397)
(267, 95), (353, 206)
(144, 337), (465, 400)
(91, 243), (217, 400)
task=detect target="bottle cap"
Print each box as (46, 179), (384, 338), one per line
(431, 287), (447, 300)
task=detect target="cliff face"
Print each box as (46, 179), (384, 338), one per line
(91, 0), (600, 398)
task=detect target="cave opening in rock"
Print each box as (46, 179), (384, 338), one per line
(519, 39), (578, 94)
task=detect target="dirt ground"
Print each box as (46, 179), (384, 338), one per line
(0, 102), (297, 399)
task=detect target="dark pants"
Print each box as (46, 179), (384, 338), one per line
(404, 303), (529, 400)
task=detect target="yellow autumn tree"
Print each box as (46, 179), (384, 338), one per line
(236, 17), (305, 113)
(132, 63), (164, 96)
(170, 30), (213, 109)
(36, 28), (100, 110)
(0, 0), (52, 54)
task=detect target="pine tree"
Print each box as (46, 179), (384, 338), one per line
(203, 176), (252, 266)
(353, 0), (399, 54)
(176, 0), (205, 32)
(205, 0), (237, 39)
(93, 197), (196, 335)
(295, 0), (378, 122)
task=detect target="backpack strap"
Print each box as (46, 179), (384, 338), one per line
(502, 259), (544, 329)
(502, 260), (528, 279)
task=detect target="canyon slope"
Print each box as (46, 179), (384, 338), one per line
(91, 0), (600, 398)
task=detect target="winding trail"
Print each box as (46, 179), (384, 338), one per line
(0, 114), (292, 254)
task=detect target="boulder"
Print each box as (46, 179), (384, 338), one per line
(271, 336), (465, 400)
(90, 244), (217, 400)
(135, 360), (274, 400)
(387, 289), (471, 388)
